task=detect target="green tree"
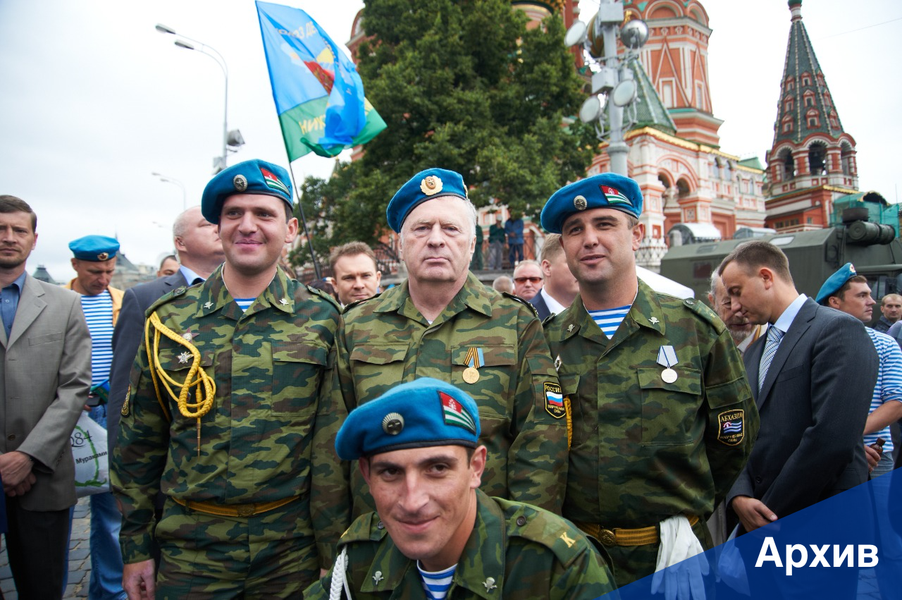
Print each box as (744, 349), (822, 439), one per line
(298, 0), (595, 258)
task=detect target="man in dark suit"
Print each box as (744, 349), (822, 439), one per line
(107, 206), (223, 448)
(531, 234), (578, 321)
(0, 195), (91, 599)
(719, 241), (877, 530)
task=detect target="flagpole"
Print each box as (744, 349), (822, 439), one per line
(286, 164), (322, 281)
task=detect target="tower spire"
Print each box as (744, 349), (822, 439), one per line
(764, 0), (859, 232)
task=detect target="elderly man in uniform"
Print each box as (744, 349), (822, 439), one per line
(540, 173), (757, 589)
(306, 378), (616, 600)
(338, 168), (566, 517)
(111, 159), (348, 599)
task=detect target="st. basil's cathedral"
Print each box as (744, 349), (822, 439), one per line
(348, 0), (863, 271)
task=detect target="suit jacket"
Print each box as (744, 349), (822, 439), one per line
(108, 271), (188, 448)
(727, 298), (877, 522)
(530, 292), (551, 321)
(0, 274), (91, 511)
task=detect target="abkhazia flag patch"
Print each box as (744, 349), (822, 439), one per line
(261, 167), (290, 196)
(439, 391), (476, 434)
(717, 409), (744, 446)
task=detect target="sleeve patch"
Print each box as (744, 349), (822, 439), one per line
(717, 409), (745, 446)
(544, 382), (566, 419)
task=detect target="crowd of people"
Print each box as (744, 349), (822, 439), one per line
(0, 159), (900, 600)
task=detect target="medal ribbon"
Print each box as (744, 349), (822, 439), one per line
(465, 347), (484, 369)
(656, 345), (678, 368)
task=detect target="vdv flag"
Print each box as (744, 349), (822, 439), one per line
(256, 1), (386, 159)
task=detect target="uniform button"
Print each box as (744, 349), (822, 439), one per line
(516, 516), (527, 527)
(7, 434), (15, 441)
(376, 521), (385, 530)
(755, 476), (762, 483)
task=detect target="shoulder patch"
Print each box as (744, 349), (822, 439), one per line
(342, 292), (381, 314)
(499, 499), (586, 568)
(684, 297), (725, 335)
(304, 284), (342, 311)
(501, 291), (539, 319)
(145, 286), (188, 315)
(339, 512), (389, 546)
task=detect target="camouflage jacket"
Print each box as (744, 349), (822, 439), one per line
(545, 280), (758, 527)
(111, 267), (349, 566)
(337, 273), (567, 514)
(304, 490), (616, 600)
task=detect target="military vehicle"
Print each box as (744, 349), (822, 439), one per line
(660, 209), (902, 306)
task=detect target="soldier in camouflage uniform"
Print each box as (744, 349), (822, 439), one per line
(337, 168), (566, 516)
(111, 159), (348, 599)
(305, 378), (616, 600)
(540, 173), (758, 588)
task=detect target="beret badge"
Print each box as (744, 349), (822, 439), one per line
(97, 252), (109, 261)
(420, 175), (443, 196)
(382, 412), (405, 435)
(233, 174), (248, 192)
(573, 195), (588, 211)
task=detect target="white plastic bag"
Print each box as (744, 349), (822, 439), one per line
(71, 411), (110, 497)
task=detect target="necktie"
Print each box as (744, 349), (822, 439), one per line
(191, 278), (204, 286)
(758, 326), (784, 392)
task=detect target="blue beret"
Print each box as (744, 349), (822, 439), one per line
(201, 159), (293, 224)
(540, 173), (643, 234)
(386, 168), (469, 233)
(68, 235), (120, 261)
(816, 262), (859, 304)
(335, 378), (481, 460)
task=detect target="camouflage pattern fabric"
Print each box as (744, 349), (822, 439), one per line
(337, 273), (567, 514)
(111, 266), (349, 582)
(544, 280), (758, 585)
(154, 496), (318, 599)
(304, 490), (616, 600)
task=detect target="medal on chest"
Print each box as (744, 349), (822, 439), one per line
(656, 345), (679, 383)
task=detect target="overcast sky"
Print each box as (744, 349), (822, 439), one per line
(0, 0), (899, 283)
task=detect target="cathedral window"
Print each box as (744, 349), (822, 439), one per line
(806, 109), (819, 127)
(808, 142), (827, 175)
(785, 98), (794, 112)
(780, 149), (795, 180)
(841, 144), (853, 176)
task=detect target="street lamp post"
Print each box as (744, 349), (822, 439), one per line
(155, 24), (244, 173)
(151, 172), (187, 210)
(565, 1), (649, 176)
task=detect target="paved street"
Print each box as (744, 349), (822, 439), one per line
(0, 497), (92, 600)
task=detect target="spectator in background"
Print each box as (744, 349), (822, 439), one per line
(709, 272), (768, 354)
(487, 214), (505, 270)
(492, 275), (514, 294)
(0, 196), (91, 600)
(512, 260), (543, 302)
(531, 234), (578, 320)
(328, 241), (381, 307)
(874, 293), (902, 333)
(505, 211), (524, 265)
(156, 255), (179, 278)
(65, 235), (127, 600)
(470, 220), (484, 271)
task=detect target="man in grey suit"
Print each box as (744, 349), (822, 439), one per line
(0, 195), (91, 599)
(107, 206), (223, 449)
(720, 241), (876, 531)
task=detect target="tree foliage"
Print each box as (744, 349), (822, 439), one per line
(297, 0), (596, 258)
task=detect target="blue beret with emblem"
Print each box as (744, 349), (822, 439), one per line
(540, 173), (643, 234)
(68, 235), (120, 261)
(335, 378), (481, 460)
(386, 168), (469, 233)
(816, 262), (859, 305)
(201, 159), (293, 224)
